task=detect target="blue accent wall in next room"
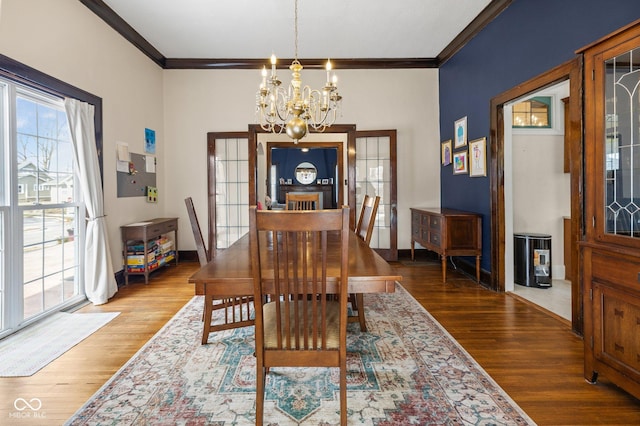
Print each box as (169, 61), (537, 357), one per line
(438, 0), (640, 272)
(272, 148), (337, 183)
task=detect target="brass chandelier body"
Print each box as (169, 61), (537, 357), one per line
(255, 0), (342, 143)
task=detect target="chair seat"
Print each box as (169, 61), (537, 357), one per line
(263, 300), (341, 349)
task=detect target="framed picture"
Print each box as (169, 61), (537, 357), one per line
(441, 139), (452, 166)
(453, 150), (468, 175)
(469, 137), (487, 177)
(454, 116), (467, 148)
(144, 128), (156, 154)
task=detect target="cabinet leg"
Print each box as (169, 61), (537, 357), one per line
(586, 371), (598, 384)
(411, 241), (415, 261)
(476, 256), (481, 283)
(441, 256), (447, 283)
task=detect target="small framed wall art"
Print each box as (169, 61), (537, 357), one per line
(469, 137), (487, 177)
(453, 150), (468, 175)
(454, 116), (467, 148)
(441, 139), (452, 166)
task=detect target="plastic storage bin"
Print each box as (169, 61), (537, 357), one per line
(514, 233), (552, 288)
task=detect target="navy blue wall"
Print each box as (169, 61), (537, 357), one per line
(272, 147), (337, 183)
(439, 0), (640, 271)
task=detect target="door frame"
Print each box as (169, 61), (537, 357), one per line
(265, 141), (345, 210)
(355, 129), (398, 261)
(207, 125), (398, 261)
(489, 57), (583, 333)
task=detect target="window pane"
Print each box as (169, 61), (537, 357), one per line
(16, 96), (72, 206)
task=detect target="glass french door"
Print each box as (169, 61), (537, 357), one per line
(355, 130), (397, 261)
(207, 133), (250, 250)
(206, 129), (398, 261)
(0, 79), (84, 337)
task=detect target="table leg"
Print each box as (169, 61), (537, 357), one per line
(202, 294), (213, 345)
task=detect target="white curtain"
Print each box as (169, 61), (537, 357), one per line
(65, 98), (117, 305)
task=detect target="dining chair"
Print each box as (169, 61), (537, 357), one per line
(285, 192), (320, 210)
(184, 197), (254, 344)
(249, 206), (350, 426)
(348, 194), (381, 332)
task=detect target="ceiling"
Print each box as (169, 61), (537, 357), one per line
(81, 0), (511, 69)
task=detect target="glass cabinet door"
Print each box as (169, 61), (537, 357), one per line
(603, 46), (640, 238)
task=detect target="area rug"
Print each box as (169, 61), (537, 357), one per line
(0, 311), (120, 377)
(67, 285), (535, 425)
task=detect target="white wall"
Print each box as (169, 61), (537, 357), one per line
(512, 133), (570, 278)
(0, 0), (165, 269)
(1, 0), (441, 276)
(163, 68), (441, 253)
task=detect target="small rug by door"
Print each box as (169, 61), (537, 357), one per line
(0, 311), (120, 377)
(67, 286), (535, 425)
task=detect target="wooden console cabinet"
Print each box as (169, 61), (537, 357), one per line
(410, 207), (482, 283)
(121, 217), (178, 285)
(580, 21), (640, 399)
(278, 184), (335, 208)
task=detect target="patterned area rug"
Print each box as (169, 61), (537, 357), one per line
(0, 311), (120, 377)
(67, 285), (535, 425)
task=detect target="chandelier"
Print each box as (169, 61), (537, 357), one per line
(255, 0), (342, 143)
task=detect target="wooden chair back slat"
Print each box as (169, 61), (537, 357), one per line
(285, 192), (320, 210)
(355, 194), (381, 245)
(184, 197), (209, 266)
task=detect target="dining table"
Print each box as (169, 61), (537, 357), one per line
(188, 231), (402, 341)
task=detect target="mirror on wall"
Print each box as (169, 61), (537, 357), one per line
(295, 162), (317, 184)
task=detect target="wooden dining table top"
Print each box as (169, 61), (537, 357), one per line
(188, 231), (401, 296)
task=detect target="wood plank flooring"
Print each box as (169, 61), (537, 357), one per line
(1, 258), (639, 425)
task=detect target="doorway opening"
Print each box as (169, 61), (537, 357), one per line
(505, 81), (571, 321)
(490, 58), (583, 334)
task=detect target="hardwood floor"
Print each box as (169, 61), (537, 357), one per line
(1, 258), (639, 425)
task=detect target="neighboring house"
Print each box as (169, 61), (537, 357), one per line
(45, 173), (74, 204)
(17, 161), (51, 204)
(17, 161), (73, 205)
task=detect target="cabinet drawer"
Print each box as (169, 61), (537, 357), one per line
(428, 215), (441, 230)
(429, 232), (441, 246)
(592, 251), (640, 291)
(411, 226), (420, 239)
(412, 211), (421, 225)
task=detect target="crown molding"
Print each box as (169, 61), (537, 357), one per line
(80, 0), (166, 67)
(81, 0), (511, 70)
(437, 0), (512, 65)
(163, 57), (438, 70)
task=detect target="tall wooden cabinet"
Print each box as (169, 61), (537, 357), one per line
(580, 20), (640, 399)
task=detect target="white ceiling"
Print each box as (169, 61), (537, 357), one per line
(100, 0), (493, 60)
